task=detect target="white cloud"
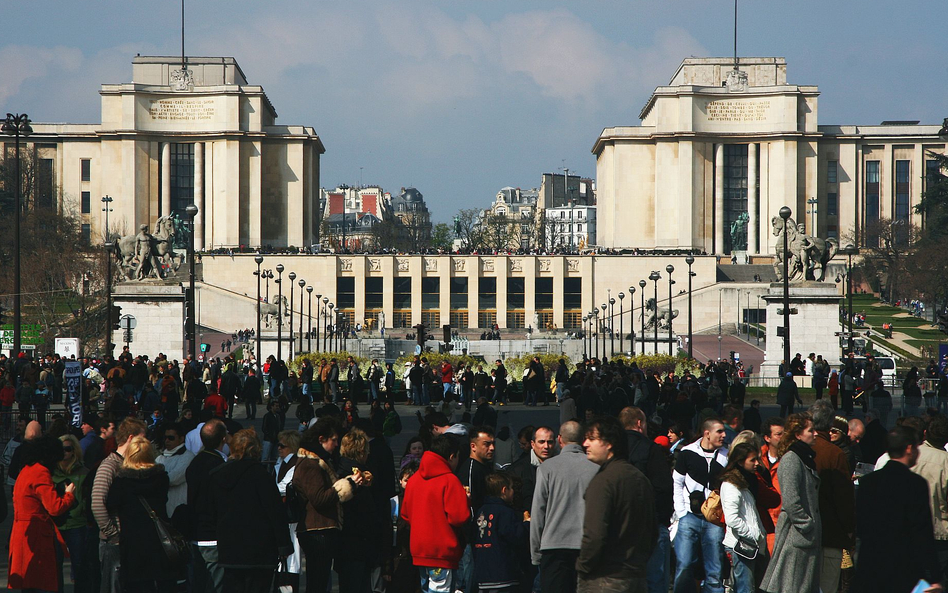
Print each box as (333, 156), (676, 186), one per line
(0, 45), (83, 108)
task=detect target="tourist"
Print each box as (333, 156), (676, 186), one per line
(719, 442), (770, 593)
(53, 434), (93, 592)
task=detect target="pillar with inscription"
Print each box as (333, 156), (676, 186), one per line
(714, 144), (725, 254)
(161, 142), (171, 218)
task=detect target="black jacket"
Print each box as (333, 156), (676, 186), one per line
(626, 430), (673, 526)
(186, 449), (226, 541)
(507, 452), (538, 513)
(209, 458), (292, 567)
(106, 465), (176, 582)
(855, 460), (942, 592)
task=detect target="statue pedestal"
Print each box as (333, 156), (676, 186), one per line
(761, 282), (840, 379)
(111, 281), (186, 360)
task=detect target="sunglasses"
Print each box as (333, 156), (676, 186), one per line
(277, 443), (286, 448)
(829, 428), (843, 434)
(62, 446), (74, 453)
(164, 435), (178, 440)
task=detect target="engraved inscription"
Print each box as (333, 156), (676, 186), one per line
(148, 98), (217, 121)
(705, 99), (771, 123)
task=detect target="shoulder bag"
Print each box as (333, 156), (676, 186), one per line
(138, 495), (191, 569)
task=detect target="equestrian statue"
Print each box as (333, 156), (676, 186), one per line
(771, 215), (838, 282)
(114, 216), (186, 280)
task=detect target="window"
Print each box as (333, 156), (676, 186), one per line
(421, 311), (440, 328)
(535, 277), (554, 310)
(365, 278), (383, 310)
(563, 311), (582, 329)
(336, 277), (355, 309)
(895, 160), (910, 222)
(578, 211), (583, 219)
(507, 277), (525, 310)
(827, 160), (838, 184)
(80, 159), (91, 182)
(563, 278), (582, 310)
(37, 159), (54, 209)
(478, 311), (497, 328)
(722, 144), (749, 254)
(927, 159), (943, 189)
(450, 278), (468, 309)
(449, 311), (469, 328)
(81, 191), (91, 214)
(865, 161), (880, 246)
(81, 223), (91, 245)
(506, 311), (525, 329)
(393, 311), (412, 328)
(827, 192), (838, 216)
(421, 278), (440, 310)
(394, 277), (412, 310)
(479, 277), (496, 309)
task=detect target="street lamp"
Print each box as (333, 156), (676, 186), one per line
(756, 294), (762, 346)
(685, 255), (695, 359)
(184, 204), (199, 361)
(288, 272), (297, 360)
(807, 196), (818, 236)
(298, 278), (306, 354)
(842, 243), (859, 355)
(306, 286), (314, 353)
(628, 286), (636, 354)
(638, 280), (647, 356)
(2, 113), (32, 356)
(104, 241), (114, 355)
(582, 315), (588, 357)
(666, 264), (675, 356)
(593, 309), (600, 360)
(322, 297), (329, 351)
(600, 303), (608, 359)
(609, 297), (616, 357)
(618, 292), (625, 354)
(253, 255), (264, 373)
(263, 269), (273, 302)
(314, 293), (322, 352)
(649, 271), (661, 354)
(779, 206), (792, 370)
(328, 303), (335, 352)
(275, 264), (284, 360)
(101, 195), (114, 241)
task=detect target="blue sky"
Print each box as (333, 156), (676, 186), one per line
(4, 1), (946, 223)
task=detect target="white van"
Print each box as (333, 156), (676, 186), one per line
(841, 356), (898, 386)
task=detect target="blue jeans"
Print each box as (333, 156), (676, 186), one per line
(422, 384), (431, 406)
(673, 512), (725, 593)
(369, 382), (380, 404)
(419, 567), (455, 593)
(412, 384), (424, 406)
(724, 546), (757, 593)
(443, 383), (453, 400)
(646, 524), (670, 593)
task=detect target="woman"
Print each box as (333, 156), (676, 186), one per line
(52, 434), (92, 592)
(210, 428), (291, 592)
(294, 418), (363, 593)
(9, 435), (76, 593)
(342, 400), (359, 430)
(760, 413), (821, 593)
(829, 415), (856, 478)
(106, 435), (176, 592)
(730, 430), (781, 551)
(335, 428), (379, 593)
(718, 442), (770, 593)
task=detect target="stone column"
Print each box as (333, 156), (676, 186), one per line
(161, 142), (171, 217)
(714, 144), (725, 254)
(748, 143), (758, 254)
(194, 142), (204, 250)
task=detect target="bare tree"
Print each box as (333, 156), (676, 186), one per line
(862, 217), (920, 302)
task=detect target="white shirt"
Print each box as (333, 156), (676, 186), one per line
(275, 453), (296, 496)
(185, 423), (230, 458)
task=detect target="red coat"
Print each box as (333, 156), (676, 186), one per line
(400, 451), (470, 569)
(204, 393), (227, 417)
(8, 463), (75, 591)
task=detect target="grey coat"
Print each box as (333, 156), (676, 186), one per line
(760, 446), (822, 593)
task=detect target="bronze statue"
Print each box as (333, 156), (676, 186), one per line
(771, 215), (838, 282)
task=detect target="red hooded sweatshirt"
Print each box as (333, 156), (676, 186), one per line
(401, 450), (471, 568)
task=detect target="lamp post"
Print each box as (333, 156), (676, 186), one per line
(756, 294), (762, 346)
(601, 303), (608, 359)
(253, 255), (263, 373)
(306, 286), (314, 353)
(104, 242), (114, 355)
(314, 293), (322, 352)
(843, 243), (859, 354)
(327, 303), (335, 352)
(628, 286), (636, 354)
(263, 269), (273, 302)
(685, 255), (695, 359)
(593, 309), (600, 360)
(101, 195), (114, 241)
(322, 297), (329, 351)
(2, 113), (32, 356)
(298, 278), (306, 354)
(582, 315), (588, 357)
(618, 292), (625, 354)
(807, 196), (818, 235)
(649, 271), (661, 354)
(185, 204), (199, 361)
(275, 264), (284, 360)
(639, 280), (647, 355)
(609, 297), (616, 357)
(666, 264), (675, 356)
(779, 206), (792, 370)
(288, 272), (297, 360)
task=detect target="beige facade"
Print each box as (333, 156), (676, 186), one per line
(20, 56), (324, 249)
(594, 57), (946, 254)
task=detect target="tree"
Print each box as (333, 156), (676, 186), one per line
(903, 235), (948, 325)
(915, 149), (948, 240)
(860, 217), (920, 302)
(430, 223), (453, 251)
(454, 209), (487, 251)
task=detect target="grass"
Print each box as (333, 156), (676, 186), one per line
(897, 327), (945, 340)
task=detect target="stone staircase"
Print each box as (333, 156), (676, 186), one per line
(716, 264), (777, 283)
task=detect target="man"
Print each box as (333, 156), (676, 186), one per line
(156, 422), (195, 519)
(855, 426), (944, 593)
(743, 400), (762, 434)
(525, 356), (547, 407)
(808, 400), (855, 593)
(354, 418), (397, 593)
(82, 417), (115, 471)
(759, 417), (785, 553)
(531, 421), (598, 593)
(367, 359), (383, 404)
(509, 426), (555, 513)
(134, 224), (159, 279)
(456, 427), (495, 592)
(861, 409), (888, 464)
(186, 418), (228, 593)
(401, 434), (471, 593)
(776, 372), (802, 417)
(789, 353), (805, 376)
(327, 358), (340, 403)
(578, 416), (656, 593)
(493, 359), (508, 405)
(440, 360), (454, 401)
(91, 417), (147, 593)
(219, 365), (241, 419)
(672, 417), (728, 593)
(241, 367), (262, 420)
(721, 405), (743, 446)
(409, 360), (425, 406)
(619, 407), (673, 593)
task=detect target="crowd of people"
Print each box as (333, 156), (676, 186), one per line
(1, 346), (948, 593)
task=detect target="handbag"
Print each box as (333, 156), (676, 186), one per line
(138, 496), (191, 569)
(271, 559), (299, 593)
(700, 490), (725, 526)
(733, 537), (759, 561)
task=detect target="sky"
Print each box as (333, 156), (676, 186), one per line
(3, 1), (947, 224)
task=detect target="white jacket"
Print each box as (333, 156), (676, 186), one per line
(156, 444), (196, 517)
(720, 480), (766, 550)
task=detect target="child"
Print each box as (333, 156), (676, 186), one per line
(392, 463), (421, 593)
(473, 472), (528, 592)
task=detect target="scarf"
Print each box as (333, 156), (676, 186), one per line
(789, 439), (817, 472)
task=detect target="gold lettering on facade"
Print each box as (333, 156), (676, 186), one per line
(705, 99), (771, 123)
(148, 98), (217, 121)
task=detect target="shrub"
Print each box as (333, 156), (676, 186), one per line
(291, 351), (371, 381)
(608, 353), (699, 376)
(503, 353), (574, 385)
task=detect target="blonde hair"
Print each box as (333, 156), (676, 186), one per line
(59, 434), (82, 473)
(122, 435), (157, 470)
(340, 428), (369, 464)
(229, 428), (262, 461)
(730, 430), (761, 450)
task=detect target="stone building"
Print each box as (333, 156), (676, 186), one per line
(594, 57), (946, 254)
(21, 55), (324, 249)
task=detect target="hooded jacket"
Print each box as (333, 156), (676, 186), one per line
(400, 450), (470, 569)
(209, 457), (292, 567)
(292, 446), (355, 532)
